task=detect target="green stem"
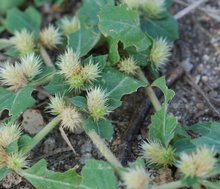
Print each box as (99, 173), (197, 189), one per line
(31, 72), (55, 87)
(87, 130), (122, 168)
(21, 117), (60, 155)
(137, 69), (161, 111)
(151, 180), (186, 189)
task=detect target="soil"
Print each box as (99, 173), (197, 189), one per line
(1, 0), (220, 188)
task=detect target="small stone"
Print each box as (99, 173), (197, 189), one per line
(81, 141), (92, 154)
(181, 58), (193, 72)
(2, 172), (22, 188)
(80, 153), (91, 164)
(196, 103), (204, 110)
(43, 137), (56, 154)
(22, 109), (45, 135)
(201, 76), (209, 84)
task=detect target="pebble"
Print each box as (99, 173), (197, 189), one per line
(196, 102), (204, 110)
(80, 153), (92, 164)
(201, 76), (209, 84)
(81, 141), (92, 154)
(43, 137), (56, 154)
(22, 109), (45, 135)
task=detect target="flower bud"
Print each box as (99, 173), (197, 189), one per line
(149, 38), (172, 69)
(82, 62), (100, 83)
(48, 95), (83, 133)
(47, 95), (66, 115)
(122, 167), (149, 189)
(40, 25), (62, 49)
(142, 140), (175, 166)
(118, 57), (139, 76)
(86, 87), (109, 121)
(121, 0), (142, 9)
(0, 62), (26, 91)
(20, 53), (42, 80)
(10, 29), (35, 56)
(0, 54), (42, 91)
(57, 48), (82, 78)
(7, 152), (27, 171)
(60, 106), (83, 133)
(0, 123), (22, 148)
(67, 74), (85, 90)
(61, 16), (80, 35)
(0, 147), (8, 168)
(178, 147), (216, 178)
(141, 0), (165, 18)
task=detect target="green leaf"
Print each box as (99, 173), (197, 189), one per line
(5, 7), (41, 34)
(140, 13), (179, 41)
(173, 138), (196, 154)
(0, 26), (5, 33)
(151, 76), (175, 104)
(68, 27), (100, 57)
(202, 180), (220, 189)
(149, 76), (177, 146)
(84, 118), (113, 139)
(24, 6), (42, 31)
(0, 0), (25, 15)
(191, 122), (220, 152)
(97, 68), (146, 110)
(0, 86), (35, 122)
(77, 0), (114, 26)
(80, 159), (117, 189)
(98, 5), (151, 60)
(70, 96), (87, 112)
(149, 105), (177, 146)
(186, 122), (212, 135)
(108, 38), (120, 64)
(34, 0), (52, 6)
(0, 168), (11, 182)
(44, 74), (69, 95)
(18, 134), (33, 151)
(20, 159), (81, 189)
(83, 55), (108, 71)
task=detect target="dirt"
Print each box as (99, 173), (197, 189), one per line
(1, 0), (220, 188)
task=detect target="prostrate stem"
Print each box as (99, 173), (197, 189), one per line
(151, 180), (186, 189)
(21, 117), (60, 154)
(137, 69), (161, 111)
(87, 130), (122, 168)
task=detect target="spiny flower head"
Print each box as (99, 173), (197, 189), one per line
(0, 147), (8, 168)
(59, 106), (83, 133)
(121, 0), (142, 9)
(122, 166), (149, 189)
(193, 147), (217, 177)
(67, 74), (85, 90)
(141, 0), (165, 18)
(7, 152), (27, 171)
(142, 140), (175, 166)
(149, 38), (172, 69)
(40, 25), (62, 49)
(10, 29), (35, 56)
(20, 53), (42, 80)
(86, 87), (109, 121)
(61, 16), (80, 35)
(82, 62), (100, 83)
(57, 48), (82, 78)
(47, 95), (66, 115)
(0, 54), (42, 91)
(118, 57), (139, 76)
(0, 123), (22, 148)
(0, 62), (26, 91)
(177, 147), (217, 178)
